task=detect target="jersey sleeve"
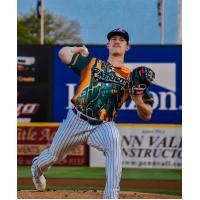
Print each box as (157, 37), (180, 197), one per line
(142, 90), (154, 107)
(68, 53), (92, 76)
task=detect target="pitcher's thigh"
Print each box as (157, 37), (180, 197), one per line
(49, 110), (91, 159)
(87, 122), (121, 154)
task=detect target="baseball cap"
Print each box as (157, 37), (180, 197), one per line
(107, 28), (129, 43)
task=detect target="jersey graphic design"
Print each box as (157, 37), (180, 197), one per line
(70, 55), (130, 121)
(69, 54), (153, 121)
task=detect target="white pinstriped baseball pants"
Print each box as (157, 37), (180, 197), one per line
(31, 108), (122, 199)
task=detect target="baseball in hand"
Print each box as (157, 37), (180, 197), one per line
(81, 45), (89, 57)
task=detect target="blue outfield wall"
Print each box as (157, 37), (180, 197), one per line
(53, 45), (182, 124)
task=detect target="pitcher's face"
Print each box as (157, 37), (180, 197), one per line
(107, 35), (130, 56)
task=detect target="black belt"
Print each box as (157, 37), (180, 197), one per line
(72, 108), (103, 125)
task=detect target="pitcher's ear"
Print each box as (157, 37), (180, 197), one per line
(126, 45), (130, 51)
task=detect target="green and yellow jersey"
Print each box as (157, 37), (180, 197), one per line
(68, 53), (153, 121)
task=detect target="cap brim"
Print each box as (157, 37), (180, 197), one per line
(107, 32), (129, 43)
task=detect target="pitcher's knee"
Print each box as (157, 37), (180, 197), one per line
(37, 150), (61, 172)
(45, 153), (60, 166)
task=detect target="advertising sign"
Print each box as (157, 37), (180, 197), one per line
(53, 45), (182, 124)
(17, 123), (88, 166)
(89, 125), (182, 169)
(17, 86), (49, 122)
(17, 45), (53, 122)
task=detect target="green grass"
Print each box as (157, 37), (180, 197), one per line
(17, 186), (181, 196)
(18, 166), (182, 181)
(18, 167), (182, 196)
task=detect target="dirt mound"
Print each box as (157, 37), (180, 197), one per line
(17, 190), (181, 199)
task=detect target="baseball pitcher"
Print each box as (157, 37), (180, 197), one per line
(31, 28), (155, 199)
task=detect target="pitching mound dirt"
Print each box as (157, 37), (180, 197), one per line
(17, 190), (181, 199)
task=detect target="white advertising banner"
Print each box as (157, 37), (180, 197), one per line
(89, 125), (182, 169)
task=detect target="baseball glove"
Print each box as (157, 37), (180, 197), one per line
(129, 66), (155, 96)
